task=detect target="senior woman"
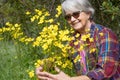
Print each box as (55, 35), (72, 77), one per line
(36, 0), (120, 80)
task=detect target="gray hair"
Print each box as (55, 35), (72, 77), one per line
(61, 0), (95, 17)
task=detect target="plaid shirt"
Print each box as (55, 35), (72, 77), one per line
(71, 23), (120, 80)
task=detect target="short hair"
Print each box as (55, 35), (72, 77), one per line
(61, 0), (95, 17)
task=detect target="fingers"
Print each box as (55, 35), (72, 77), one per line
(36, 66), (43, 72)
(38, 71), (51, 77)
(37, 76), (53, 80)
(36, 66), (43, 75)
(55, 67), (64, 74)
(55, 67), (61, 73)
(36, 67), (56, 80)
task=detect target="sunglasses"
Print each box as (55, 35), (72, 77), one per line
(64, 11), (82, 21)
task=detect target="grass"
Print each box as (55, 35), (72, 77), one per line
(0, 40), (76, 80)
(0, 40), (36, 80)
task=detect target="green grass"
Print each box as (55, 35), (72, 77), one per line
(0, 40), (76, 80)
(0, 40), (36, 80)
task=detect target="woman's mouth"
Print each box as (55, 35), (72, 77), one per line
(72, 21), (81, 26)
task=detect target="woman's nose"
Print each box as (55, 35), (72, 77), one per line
(71, 16), (76, 21)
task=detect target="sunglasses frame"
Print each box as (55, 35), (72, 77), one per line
(64, 10), (82, 21)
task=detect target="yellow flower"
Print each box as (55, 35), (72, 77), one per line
(34, 63), (40, 68)
(62, 52), (68, 57)
(5, 27), (10, 31)
(99, 32), (104, 36)
(89, 38), (94, 42)
(55, 5), (62, 17)
(86, 34), (90, 38)
(56, 5), (62, 12)
(34, 15), (39, 20)
(81, 35), (87, 41)
(78, 45), (84, 51)
(62, 63), (67, 68)
(35, 9), (42, 16)
(89, 48), (96, 53)
(48, 19), (54, 23)
(48, 57), (54, 62)
(0, 37), (3, 40)
(69, 37), (75, 41)
(56, 61), (62, 66)
(54, 42), (64, 49)
(55, 14), (59, 17)
(11, 27), (15, 30)
(26, 11), (31, 15)
(28, 70), (34, 78)
(0, 28), (2, 33)
(5, 22), (12, 27)
(75, 33), (80, 38)
(38, 16), (45, 24)
(74, 55), (81, 63)
(59, 30), (70, 41)
(45, 11), (50, 16)
(33, 41), (40, 47)
(34, 59), (44, 68)
(42, 43), (48, 50)
(31, 16), (35, 22)
(74, 41), (79, 45)
(35, 9), (39, 12)
(25, 37), (34, 42)
(57, 22), (60, 26)
(19, 37), (25, 42)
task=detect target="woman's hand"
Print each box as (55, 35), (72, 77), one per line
(35, 66), (71, 80)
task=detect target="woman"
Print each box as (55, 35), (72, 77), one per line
(36, 0), (120, 80)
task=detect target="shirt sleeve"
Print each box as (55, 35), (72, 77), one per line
(87, 29), (119, 80)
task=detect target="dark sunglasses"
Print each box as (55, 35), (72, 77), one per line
(64, 11), (82, 21)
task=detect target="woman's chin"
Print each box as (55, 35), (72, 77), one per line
(73, 26), (82, 31)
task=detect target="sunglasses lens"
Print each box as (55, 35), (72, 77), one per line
(65, 15), (71, 20)
(73, 12), (80, 18)
(65, 11), (80, 20)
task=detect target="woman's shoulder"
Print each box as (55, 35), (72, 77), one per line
(95, 24), (115, 34)
(94, 24), (118, 40)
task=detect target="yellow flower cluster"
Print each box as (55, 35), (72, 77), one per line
(0, 22), (35, 45)
(74, 55), (81, 63)
(0, 22), (23, 40)
(55, 5), (62, 18)
(25, 11), (31, 15)
(25, 7), (76, 73)
(34, 55), (73, 72)
(28, 70), (34, 78)
(81, 33), (90, 41)
(29, 8), (54, 24)
(34, 59), (44, 68)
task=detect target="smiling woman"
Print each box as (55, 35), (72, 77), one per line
(35, 0), (120, 80)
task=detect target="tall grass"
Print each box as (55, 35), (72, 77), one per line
(0, 40), (37, 80)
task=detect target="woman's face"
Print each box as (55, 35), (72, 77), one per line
(65, 11), (91, 32)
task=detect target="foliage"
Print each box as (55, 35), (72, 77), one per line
(0, 40), (36, 80)
(0, 4), (77, 79)
(90, 0), (120, 40)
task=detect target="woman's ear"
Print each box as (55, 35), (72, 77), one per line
(87, 12), (93, 20)
(89, 16), (93, 20)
